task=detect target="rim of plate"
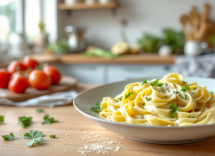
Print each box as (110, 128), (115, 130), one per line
(74, 76), (215, 129)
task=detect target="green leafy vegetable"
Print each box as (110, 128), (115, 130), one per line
(90, 101), (101, 112)
(181, 86), (190, 92)
(146, 97), (151, 101)
(42, 114), (58, 125)
(142, 79), (147, 85)
(49, 105), (54, 109)
(18, 116), (33, 128)
(170, 102), (179, 119)
(26, 137), (43, 147)
(36, 109), (44, 113)
(83, 47), (118, 60)
(47, 39), (70, 55)
(125, 92), (133, 99)
(50, 135), (56, 138)
(0, 115), (4, 123)
(1, 133), (14, 141)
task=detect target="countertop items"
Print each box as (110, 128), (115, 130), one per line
(28, 53), (176, 65)
(1, 83), (215, 156)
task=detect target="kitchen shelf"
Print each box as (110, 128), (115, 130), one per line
(57, 2), (120, 10)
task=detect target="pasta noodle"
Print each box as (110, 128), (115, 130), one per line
(99, 73), (215, 126)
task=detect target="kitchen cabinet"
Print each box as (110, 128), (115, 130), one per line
(54, 64), (177, 84)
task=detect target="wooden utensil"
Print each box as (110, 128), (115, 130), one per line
(180, 15), (193, 40)
(0, 76), (77, 102)
(189, 6), (200, 40)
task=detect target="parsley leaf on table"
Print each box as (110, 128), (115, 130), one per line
(181, 86), (190, 92)
(50, 135), (56, 138)
(36, 109), (44, 113)
(170, 102), (179, 119)
(42, 114), (58, 125)
(90, 101), (101, 112)
(142, 79), (148, 85)
(18, 116), (33, 128)
(23, 130), (44, 139)
(24, 130), (44, 147)
(0, 115), (4, 123)
(1, 133), (14, 141)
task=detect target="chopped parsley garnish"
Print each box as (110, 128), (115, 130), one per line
(192, 116), (195, 118)
(118, 96), (123, 101)
(183, 81), (185, 84)
(173, 91), (179, 94)
(18, 116), (33, 128)
(193, 88), (196, 90)
(1, 133), (14, 141)
(165, 84), (167, 87)
(181, 86), (190, 92)
(42, 114), (58, 125)
(146, 97), (151, 101)
(168, 91), (170, 92)
(142, 79), (148, 85)
(156, 107), (158, 108)
(143, 104), (145, 106)
(182, 95), (188, 100)
(125, 92), (133, 99)
(0, 115), (4, 123)
(90, 101), (101, 112)
(150, 79), (163, 87)
(24, 130), (44, 147)
(36, 108), (44, 113)
(210, 91), (214, 94)
(50, 135), (56, 138)
(170, 102), (179, 119)
(114, 99), (118, 102)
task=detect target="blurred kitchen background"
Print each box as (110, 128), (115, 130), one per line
(1, 0), (215, 84)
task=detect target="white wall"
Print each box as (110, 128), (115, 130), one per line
(57, 0), (215, 50)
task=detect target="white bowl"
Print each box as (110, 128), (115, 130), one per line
(74, 77), (215, 144)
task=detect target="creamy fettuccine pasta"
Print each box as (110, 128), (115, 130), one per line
(99, 73), (215, 126)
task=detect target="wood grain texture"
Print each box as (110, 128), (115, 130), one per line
(58, 2), (119, 10)
(0, 76), (77, 102)
(59, 54), (176, 64)
(0, 84), (214, 156)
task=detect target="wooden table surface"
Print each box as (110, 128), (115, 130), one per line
(0, 84), (215, 156)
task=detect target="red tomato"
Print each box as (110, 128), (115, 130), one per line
(43, 65), (61, 85)
(12, 68), (33, 80)
(23, 56), (39, 69)
(0, 69), (12, 88)
(8, 60), (27, 74)
(28, 70), (51, 90)
(9, 75), (29, 93)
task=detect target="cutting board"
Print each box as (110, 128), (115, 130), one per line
(0, 76), (77, 102)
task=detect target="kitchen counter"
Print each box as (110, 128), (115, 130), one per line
(0, 83), (215, 156)
(30, 53), (176, 65)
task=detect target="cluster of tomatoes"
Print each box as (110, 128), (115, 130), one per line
(0, 57), (61, 94)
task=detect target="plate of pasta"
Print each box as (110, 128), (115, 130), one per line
(74, 73), (215, 144)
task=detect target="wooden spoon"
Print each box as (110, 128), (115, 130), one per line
(180, 15), (193, 40)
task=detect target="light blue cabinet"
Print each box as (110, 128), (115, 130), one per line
(54, 64), (177, 84)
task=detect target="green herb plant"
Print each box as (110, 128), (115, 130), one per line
(0, 115), (4, 123)
(42, 114), (57, 125)
(18, 116), (33, 128)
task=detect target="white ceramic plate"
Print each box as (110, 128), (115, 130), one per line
(74, 76), (215, 144)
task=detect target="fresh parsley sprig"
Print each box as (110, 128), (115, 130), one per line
(36, 109), (44, 113)
(181, 86), (190, 92)
(146, 97), (151, 101)
(50, 135), (56, 138)
(142, 79), (147, 85)
(18, 116), (33, 128)
(42, 114), (58, 125)
(150, 79), (163, 87)
(0, 115), (4, 123)
(210, 91), (214, 94)
(1, 133), (14, 141)
(170, 102), (179, 119)
(90, 101), (101, 112)
(24, 130), (44, 147)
